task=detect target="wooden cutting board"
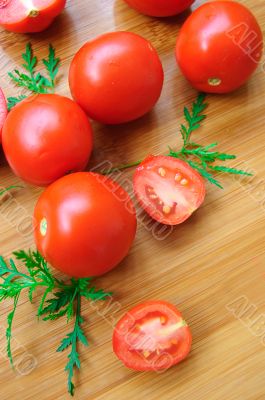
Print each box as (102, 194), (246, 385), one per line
(1, 0), (265, 399)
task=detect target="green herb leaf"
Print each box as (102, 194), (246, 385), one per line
(7, 95), (27, 111)
(6, 294), (20, 366)
(57, 294), (88, 396)
(101, 93), (251, 188)
(42, 44), (60, 88)
(0, 251), (110, 396)
(208, 165), (253, 176)
(8, 43), (60, 109)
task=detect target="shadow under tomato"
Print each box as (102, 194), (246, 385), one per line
(87, 109), (160, 171)
(113, 0), (192, 54)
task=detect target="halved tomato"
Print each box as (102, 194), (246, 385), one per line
(0, 88), (7, 144)
(0, 0), (66, 33)
(113, 300), (192, 371)
(133, 155), (206, 225)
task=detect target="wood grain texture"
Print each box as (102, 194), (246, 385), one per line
(0, 0), (265, 399)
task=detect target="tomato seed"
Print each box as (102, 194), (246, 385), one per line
(175, 173), (182, 182)
(147, 186), (154, 193)
(150, 194), (158, 199)
(180, 178), (188, 186)
(163, 205), (171, 214)
(158, 167), (166, 177)
(142, 350), (151, 358)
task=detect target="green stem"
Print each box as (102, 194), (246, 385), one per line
(101, 160), (142, 175)
(0, 186), (23, 196)
(7, 294), (20, 367)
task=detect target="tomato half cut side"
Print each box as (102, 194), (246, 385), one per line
(0, 88), (7, 144)
(133, 155), (206, 225)
(113, 300), (192, 371)
(0, 0), (66, 33)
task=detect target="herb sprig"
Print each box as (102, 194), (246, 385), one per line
(0, 250), (111, 396)
(0, 185), (23, 196)
(7, 43), (60, 110)
(103, 94), (251, 188)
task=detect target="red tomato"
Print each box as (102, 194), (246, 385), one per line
(0, 88), (7, 144)
(124, 0), (195, 17)
(0, 0), (66, 33)
(176, 1), (263, 93)
(34, 172), (137, 278)
(113, 300), (192, 371)
(133, 155), (205, 225)
(2, 94), (93, 186)
(69, 31), (164, 124)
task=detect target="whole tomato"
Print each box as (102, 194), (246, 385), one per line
(176, 1), (263, 93)
(34, 172), (137, 278)
(0, 0), (66, 33)
(2, 94), (93, 186)
(69, 31), (164, 124)
(0, 88), (7, 143)
(123, 0), (195, 17)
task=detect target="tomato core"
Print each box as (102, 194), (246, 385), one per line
(127, 313), (187, 360)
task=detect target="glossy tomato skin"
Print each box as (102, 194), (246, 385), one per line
(176, 1), (263, 93)
(2, 94), (93, 186)
(133, 155), (206, 225)
(69, 31), (164, 124)
(34, 172), (137, 278)
(124, 0), (194, 17)
(0, 88), (7, 144)
(0, 0), (66, 33)
(113, 300), (192, 371)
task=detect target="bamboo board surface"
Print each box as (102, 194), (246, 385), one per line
(0, 0), (265, 399)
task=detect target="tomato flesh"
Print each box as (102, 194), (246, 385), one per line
(133, 156), (206, 225)
(0, 0), (66, 33)
(176, 1), (263, 93)
(69, 31), (164, 124)
(0, 88), (7, 144)
(113, 301), (192, 371)
(33, 172), (137, 278)
(2, 94), (93, 186)
(123, 0), (195, 17)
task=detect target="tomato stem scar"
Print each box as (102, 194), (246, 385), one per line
(40, 218), (47, 236)
(208, 77), (222, 86)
